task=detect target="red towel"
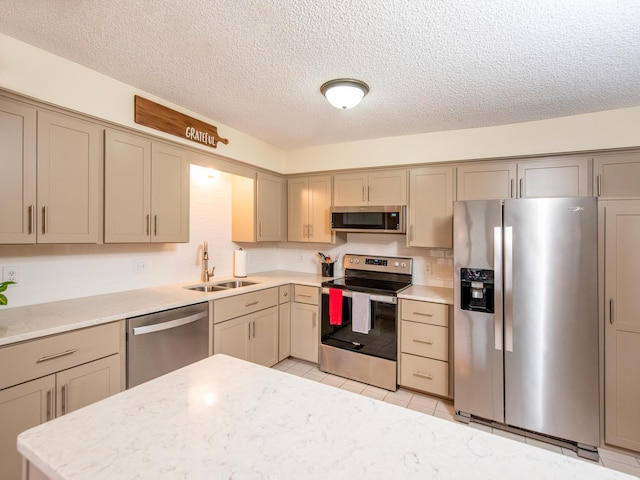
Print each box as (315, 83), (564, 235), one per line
(329, 288), (343, 325)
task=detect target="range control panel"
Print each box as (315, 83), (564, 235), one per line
(344, 254), (412, 274)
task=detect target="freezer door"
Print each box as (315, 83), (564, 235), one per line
(453, 200), (504, 423)
(503, 197), (598, 446)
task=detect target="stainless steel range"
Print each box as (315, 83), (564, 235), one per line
(320, 254), (413, 391)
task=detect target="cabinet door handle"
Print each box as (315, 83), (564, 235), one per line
(146, 214), (150, 236)
(253, 320), (256, 338)
(413, 338), (434, 345)
(412, 311), (433, 317)
(309, 224), (313, 238)
(299, 293), (312, 298)
(245, 300), (259, 307)
(519, 178), (524, 198)
(367, 186), (371, 201)
(248, 322), (251, 340)
(259, 222), (263, 237)
(41, 206), (47, 235)
(413, 372), (433, 380)
(46, 389), (54, 421)
(609, 299), (614, 324)
(154, 215), (158, 236)
(509, 179), (514, 198)
(37, 349), (78, 363)
(312, 312), (317, 328)
(61, 384), (69, 415)
(28, 205), (34, 235)
(597, 175), (602, 197)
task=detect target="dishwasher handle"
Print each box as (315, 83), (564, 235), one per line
(132, 310), (208, 336)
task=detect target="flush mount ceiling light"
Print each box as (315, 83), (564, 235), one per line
(320, 79), (369, 110)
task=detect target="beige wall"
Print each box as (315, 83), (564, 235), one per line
(284, 106), (640, 174)
(2, 32), (640, 178)
(0, 33), (285, 173)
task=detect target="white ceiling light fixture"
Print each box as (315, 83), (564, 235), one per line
(321, 79), (369, 110)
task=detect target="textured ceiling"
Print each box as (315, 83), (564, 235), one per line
(1, 1), (639, 149)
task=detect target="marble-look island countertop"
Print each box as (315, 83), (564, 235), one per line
(18, 355), (632, 480)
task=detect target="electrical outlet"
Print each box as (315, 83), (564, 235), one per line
(133, 259), (147, 274)
(424, 263), (432, 274)
(3, 266), (19, 283)
(298, 254), (304, 263)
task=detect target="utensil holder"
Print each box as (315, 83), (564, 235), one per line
(321, 262), (335, 277)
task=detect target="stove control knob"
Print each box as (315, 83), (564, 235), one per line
(349, 258), (354, 264)
(401, 262), (407, 268)
(354, 258), (360, 264)
(394, 262), (400, 267)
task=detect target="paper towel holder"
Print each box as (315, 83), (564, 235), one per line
(234, 248), (248, 278)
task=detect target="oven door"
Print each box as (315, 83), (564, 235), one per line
(320, 289), (398, 361)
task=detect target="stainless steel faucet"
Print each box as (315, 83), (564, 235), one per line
(201, 241), (215, 282)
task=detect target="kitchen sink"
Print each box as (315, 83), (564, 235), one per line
(185, 285), (228, 292)
(214, 280), (257, 289)
(184, 280), (258, 292)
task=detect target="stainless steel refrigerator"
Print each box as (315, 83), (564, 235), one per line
(453, 197), (599, 459)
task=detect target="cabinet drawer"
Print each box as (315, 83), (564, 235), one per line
(400, 299), (448, 326)
(279, 285), (291, 304)
(294, 285), (319, 305)
(214, 287), (278, 324)
(0, 322), (122, 391)
(400, 353), (449, 397)
(401, 321), (448, 361)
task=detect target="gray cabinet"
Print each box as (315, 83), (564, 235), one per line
(603, 200), (640, 452)
(0, 323), (122, 480)
(594, 152), (640, 198)
(104, 130), (190, 243)
(288, 175), (333, 243)
(232, 172), (285, 242)
(290, 285), (319, 363)
(333, 169), (407, 206)
(408, 166), (455, 248)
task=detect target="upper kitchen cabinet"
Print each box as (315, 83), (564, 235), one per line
(456, 162), (517, 200)
(333, 169), (407, 206)
(516, 157), (590, 198)
(288, 175), (333, 243)
(0, 98), (37, 244)
(408, 166), (455, 248)
(594, 152), (640, 198)
(104, 130), (189, 243)
(603, 200), (640, 452)
(456, 157), (589, 201)
(37, 111), (102, 243)
(0, 101), (102, 245)
(232, 172), (285, 242)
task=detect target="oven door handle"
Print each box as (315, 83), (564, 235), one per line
(321, 288), (397, 305)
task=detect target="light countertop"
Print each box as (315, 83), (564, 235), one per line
(18, 354), (632, 480)
(0, 271), (453, 347)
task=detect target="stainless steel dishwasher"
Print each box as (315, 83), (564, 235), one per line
(127, 302), (209, 388)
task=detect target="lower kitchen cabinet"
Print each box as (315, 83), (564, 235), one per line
(399, 299), (451, 398)
(290, 285), (319, 363)
(0, 354), (121, 480)
(603, 200), (640, 452)
(278, 285), (292, 361)
(214, 306), (279, 367)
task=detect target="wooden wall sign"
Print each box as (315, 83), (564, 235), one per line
(134, 95), (229, 149)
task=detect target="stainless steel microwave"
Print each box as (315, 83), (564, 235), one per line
(330, 206), (406, 234)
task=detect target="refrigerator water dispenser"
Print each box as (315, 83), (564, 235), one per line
(460, 268), (494, 313)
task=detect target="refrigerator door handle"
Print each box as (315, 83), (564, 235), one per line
(493, 226), (503, 351)
(504, 226), (514, 352)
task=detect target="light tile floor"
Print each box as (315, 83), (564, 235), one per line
(273, 358), (640, 478)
